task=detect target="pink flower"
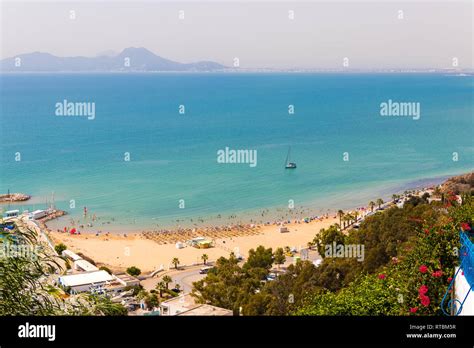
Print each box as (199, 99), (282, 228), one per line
(419, 265), (428, 274)
(419, 285), (428, 296)
(410, 307), (418, 313)
(420, 295), (430, 307)
(432, 270), (443, 278)
(461, 222), (471, 231)
(447, 277), (453, 283)
(378, 274), (386, 280)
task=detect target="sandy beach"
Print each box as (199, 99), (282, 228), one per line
(48, 217), (338, 272)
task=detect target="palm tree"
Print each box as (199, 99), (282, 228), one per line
(368, 201), (375, 212)
(342, 215), (350, 228)
(376, 198), (384, 209)
(0, 222), (127, 315)
(156, 281), (166, 297)
(174, 283), (181, 292)
(171, 257), (180, 270)
(337, 210), (344, 227)
(162, 275), (172, 290)
(201, 254), (209, 265)
(353, 211), (359, 222)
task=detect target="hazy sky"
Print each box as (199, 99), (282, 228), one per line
(1, 0), (472, 69)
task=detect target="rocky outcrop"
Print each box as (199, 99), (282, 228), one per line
(0, 193), (31, 202)
(440, 172), (474, 194)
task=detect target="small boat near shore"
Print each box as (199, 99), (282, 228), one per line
(284, 146), (297, 169)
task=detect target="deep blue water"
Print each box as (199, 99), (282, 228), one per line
(0, 73), (472, 229)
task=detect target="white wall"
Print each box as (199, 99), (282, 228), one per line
(455, 267), (474, 315)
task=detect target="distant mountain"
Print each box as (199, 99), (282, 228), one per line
(0, 47), (227, 72)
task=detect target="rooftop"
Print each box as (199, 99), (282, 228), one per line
(74, 259), (99, 272)
(161, 293), (196, 308)
(62, 249), (83, 261)
(176, 304), (233, 316)
(59, 270), (114, 287)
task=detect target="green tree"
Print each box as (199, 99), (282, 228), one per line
(145, 293), (159, 309)
(126, 266), (141, 277)
(376, 198), (384, 209)
(313, 225), (345, 258)
(99, 266), (112, 274)
(337, 210), (344, 227)
(162, 275), (172, 289)
(273, 248), (286, 269)
(192, 255), (248, 313)
(156, 281), (166, 297)
(368, 201), (375, 212)
(201, 254), (209, 265)
(244, 246), (274, 271)
(54, 243), (67, 255)
(171, 257), (180, 270)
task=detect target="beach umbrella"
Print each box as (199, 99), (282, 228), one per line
(70, 228), (76, 234)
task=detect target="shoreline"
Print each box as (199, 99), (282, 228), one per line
(44, 171), (457, 234)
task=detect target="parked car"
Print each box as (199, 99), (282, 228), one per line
(199, 266), (213, 274)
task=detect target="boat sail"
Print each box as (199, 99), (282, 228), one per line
(285, 147), (297, 169)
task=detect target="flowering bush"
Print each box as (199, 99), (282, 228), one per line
(296, 196), (473, 316)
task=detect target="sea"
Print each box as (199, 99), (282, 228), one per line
(0, 73), (472, 231)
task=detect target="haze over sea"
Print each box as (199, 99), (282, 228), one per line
(1, 73), (472, 230)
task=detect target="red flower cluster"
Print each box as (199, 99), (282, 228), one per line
(420, 295), (430, 307)
(418, 285), (428, 296)
(419, 265), (428, 274)
(418, 285), (430, 307)
(410, 307), (418, 313)
(461, 222), (471, 231)
(378, 274), (386, 280)
(432, 270), (443, 278)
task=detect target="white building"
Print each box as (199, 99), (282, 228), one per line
(58, 270), (115, 293)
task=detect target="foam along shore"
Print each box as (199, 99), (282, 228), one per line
(0, 193), (31, 203)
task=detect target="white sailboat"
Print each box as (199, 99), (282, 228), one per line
(285, 146), (297, 169)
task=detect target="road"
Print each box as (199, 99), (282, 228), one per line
(140, 265), (207, 293)
(172, 267), (207, 293)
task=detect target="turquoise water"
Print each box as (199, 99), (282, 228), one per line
(0, 73), (472, 230)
